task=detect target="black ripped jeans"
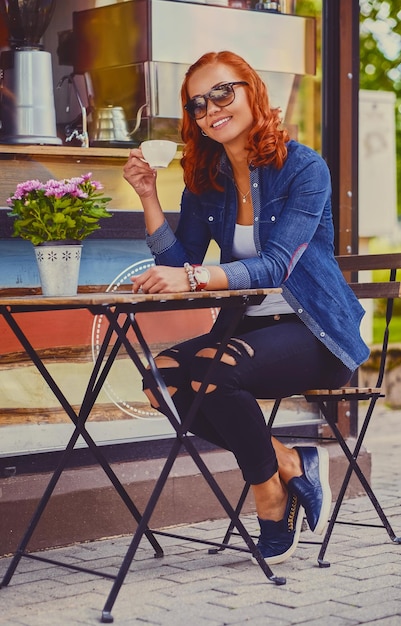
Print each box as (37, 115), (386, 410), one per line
(144, 315), (352, 485)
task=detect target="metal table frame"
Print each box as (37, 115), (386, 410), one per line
(0, 289), (285, 623)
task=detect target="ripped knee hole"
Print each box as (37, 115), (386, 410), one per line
(144, 354), (179, 408)
(195, 346), (236, 366)
(195, 338), (254, 366)
(143, 385), (178, 409)
(148, 355), (179, 369)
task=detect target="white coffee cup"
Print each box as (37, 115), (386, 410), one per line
(140, 140), (177, 169)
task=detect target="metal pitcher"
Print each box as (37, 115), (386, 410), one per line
(90, 106), (131, 143)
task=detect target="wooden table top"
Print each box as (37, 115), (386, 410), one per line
(0, 288), (281, 309)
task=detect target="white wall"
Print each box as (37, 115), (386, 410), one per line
(359, 89), (398, 238)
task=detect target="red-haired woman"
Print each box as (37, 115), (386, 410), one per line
(123, 51), (369, 564)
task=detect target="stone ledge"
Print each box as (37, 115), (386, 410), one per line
(0, 443), (371, 557)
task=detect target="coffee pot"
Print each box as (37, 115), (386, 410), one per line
(90, 105), (131, 143)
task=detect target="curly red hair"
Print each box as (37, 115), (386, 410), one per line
(180, 51), (289, 195)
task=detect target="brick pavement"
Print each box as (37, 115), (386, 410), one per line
(1, 404), (400, 626)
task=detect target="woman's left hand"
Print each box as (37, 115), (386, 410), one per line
(131, 265), (190, 293)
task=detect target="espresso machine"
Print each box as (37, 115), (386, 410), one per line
(72, 0), (315, 144)
(0, 0), (61, 144)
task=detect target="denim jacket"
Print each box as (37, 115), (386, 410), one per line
(146, 140), (370, 371)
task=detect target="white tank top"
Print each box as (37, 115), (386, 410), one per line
(232, 224), (294, 317)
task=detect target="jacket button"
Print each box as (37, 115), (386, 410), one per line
(271, 216), (276, 222)
(208, 216), (213, 221)
(320, 331), (325, 337)
(297, 308), (303, 314)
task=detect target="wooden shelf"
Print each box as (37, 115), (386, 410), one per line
(0, 144), (131, 160)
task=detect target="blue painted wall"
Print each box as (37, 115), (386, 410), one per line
(0, 239), (151, 288)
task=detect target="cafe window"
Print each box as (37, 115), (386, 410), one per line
(0, 0), (322, 461)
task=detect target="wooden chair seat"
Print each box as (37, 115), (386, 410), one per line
(304, 386), (382, 397)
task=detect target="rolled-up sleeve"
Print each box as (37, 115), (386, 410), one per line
(145, 220), (176, 256)
(220, 260), (251, 289)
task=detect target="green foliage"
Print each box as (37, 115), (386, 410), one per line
(295, 0), (321, 16)
(374, 313), (401, 343)
(7, 173), (112, 245)
(370, 239), (401, 341)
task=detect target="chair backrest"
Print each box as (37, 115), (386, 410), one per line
(336, 253), (401, 388)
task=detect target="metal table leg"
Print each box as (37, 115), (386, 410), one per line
(1, 308), (164, 590)
(99, 301), (285, 623)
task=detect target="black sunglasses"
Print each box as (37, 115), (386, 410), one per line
(184, 81), (249, 121)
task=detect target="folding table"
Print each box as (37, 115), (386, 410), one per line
(0, 288), (285, 623)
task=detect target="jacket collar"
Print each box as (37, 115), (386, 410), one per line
(218, 152), (256, 179)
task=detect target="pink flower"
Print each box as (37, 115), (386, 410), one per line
(7, 172), (111, 244)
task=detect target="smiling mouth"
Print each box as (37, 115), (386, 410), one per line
(211, 116), (231, 128)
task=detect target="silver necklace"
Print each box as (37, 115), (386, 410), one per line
(235, 182), (251, 204)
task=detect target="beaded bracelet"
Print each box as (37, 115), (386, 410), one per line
(184, 262), (197, 292)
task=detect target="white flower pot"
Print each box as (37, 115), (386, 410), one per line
(34, 242), (82, 296)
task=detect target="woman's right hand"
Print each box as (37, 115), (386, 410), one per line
(123, 147), (166, 235)
(123, 148), (158, 199)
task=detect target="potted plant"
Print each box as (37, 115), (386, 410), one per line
(7, 172), (112, 296)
